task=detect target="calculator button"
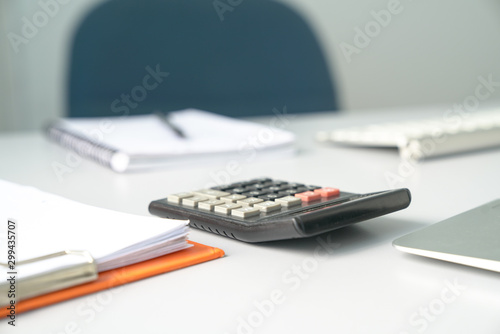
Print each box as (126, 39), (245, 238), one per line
(232, 207), (261, 218)
(258, 194), (282, 201)
(288, 183), (305, 188)
(253, 201), (282, 212)
(294, 191), (321, 202)
(237, 197), (264, 207)
(257, 181), (274, 188)
(225, 182), (241, 188)
(230, 187), (247, 194)
(214, 203), (242, 214)
(266, 186), (283, 192)
(314, 187), (340, 197)
(198, 199), (225, 211)
(242, 190), (269, 197)
(167, 192), (194, 204)
(229, 180), (258, 188)
(220, 194), (247, 203)
(294, 187), (309, 193)
(210, 184), (234, 191)
(181, 196), (209, 207)
(277, 189), (299, 196)
(245, 183), (268, 190)
(192, 189), (231, 199)
(306, 185), (322, 191)
(275, 196), (302, 207)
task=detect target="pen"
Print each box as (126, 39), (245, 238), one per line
(154, 111), (187, 138)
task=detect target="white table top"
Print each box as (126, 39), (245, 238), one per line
(1, 109), (500, 334)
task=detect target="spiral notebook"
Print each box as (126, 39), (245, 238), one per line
(46, 109), (295, 172)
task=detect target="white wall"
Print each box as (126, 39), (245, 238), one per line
(0, 1), (13, 130)
(1, 0), (500, 132)
(282, 0), (500, 109)
(0, 0), (102, 132)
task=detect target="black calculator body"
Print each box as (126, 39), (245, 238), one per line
(149, 178), (411, 243)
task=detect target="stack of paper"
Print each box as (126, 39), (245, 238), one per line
(0, 180), (190, 272)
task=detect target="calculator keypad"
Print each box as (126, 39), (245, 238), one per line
(151, 179), (412, 242)
(165, 178), (341, 219)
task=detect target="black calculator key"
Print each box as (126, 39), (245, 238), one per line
(277, 185), (293, 190)
(266, 186), (284, 192)
(294, 187), (309, 193)
(245, 183), (269, 190)
(270, 180), (287, 186)
(210, 184), (234, 191)
(242, 190), (269, 197)
(305, 185), (322, 191)
(225, 182), (243, 188)
(277, 191), (294, 197)
(258, 194), (282, 201)
(288, 183), (305, 188)
(230, 187), (248, 194)
(228, 180), (258, 188)
(277, 189), (300, 196)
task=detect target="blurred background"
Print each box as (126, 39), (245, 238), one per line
(1, 0), (500, 132)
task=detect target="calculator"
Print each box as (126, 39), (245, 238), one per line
(149, 178), (411, 243)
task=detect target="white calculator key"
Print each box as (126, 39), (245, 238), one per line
(220, 194), (247, 203)
(214, 203), (242, 214)
(253, 201), (282, 212)
(275, 196), (302, 207)
(167, 192), (194, 204)
(198, 199), (225, 211)
(181, 196), (209, 207)
(232, 207), (261, 218)
(192, 189), (231, 199)
(237, 197), (264, 207)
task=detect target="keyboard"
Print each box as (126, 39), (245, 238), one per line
(316, 109), (500, 160)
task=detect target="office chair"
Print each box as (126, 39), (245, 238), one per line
(67, 0), (337, 118)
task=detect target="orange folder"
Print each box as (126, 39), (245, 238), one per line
(1, 241), (224, 318)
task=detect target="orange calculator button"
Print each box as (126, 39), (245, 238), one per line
(294, 191), (321, 202)
(314, 187), (340, 197)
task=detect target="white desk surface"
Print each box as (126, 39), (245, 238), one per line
(1, 109), (500, 334)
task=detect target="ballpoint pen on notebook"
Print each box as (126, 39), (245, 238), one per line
(45, 108), (296, 172)
(153, 111), (187, 138)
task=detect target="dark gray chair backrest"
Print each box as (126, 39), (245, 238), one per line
(68, 0), (337, 118)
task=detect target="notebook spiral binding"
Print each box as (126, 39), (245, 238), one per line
(46, 123), (119, 169)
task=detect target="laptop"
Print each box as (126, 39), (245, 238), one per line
(393, 199), (500, 272)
